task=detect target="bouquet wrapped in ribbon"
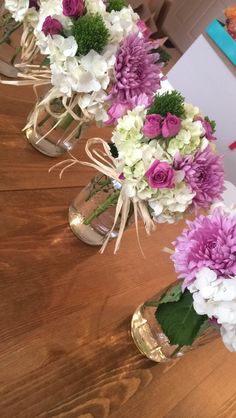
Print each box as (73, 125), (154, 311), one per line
(131, 205), (236, 362)
(2, 0), (165, 156)
(57, 90), (225, 252)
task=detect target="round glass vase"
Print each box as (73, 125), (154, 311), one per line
(69, 174), (129, 246)
(131, 284), (219, 363)
(25, 97), (85, 157)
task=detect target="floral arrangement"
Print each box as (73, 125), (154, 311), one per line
(2, 0), (165, 137)
(224, 4), (236, 41)
(152, 205), (236, 353)
(58, 90), (224, 253)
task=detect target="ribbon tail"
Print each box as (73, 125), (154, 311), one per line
(113, 194), (130, 254)
(138, 201), (156, 234)
(100, 192), (123, 254)
(133, 201), (145, 258)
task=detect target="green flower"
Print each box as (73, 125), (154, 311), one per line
(107, 0), (126, 12)
(72, 14), (109, 55)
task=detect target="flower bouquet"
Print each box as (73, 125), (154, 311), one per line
(2, 0), (40, 65)
(59, 90), (224, 251)
(131, 205), (236, 362)
(2, 0), (165, 156)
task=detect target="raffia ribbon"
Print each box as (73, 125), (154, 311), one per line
(50, 138), (156, 254)
(0, 65), (91, 146)
(25, 87), (91, 146)
(21, 22), (39, 65)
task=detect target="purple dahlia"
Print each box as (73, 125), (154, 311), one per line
(172, 209), (236, 286)
(110, 33), (163, 104)
(175, 146), (224, 209)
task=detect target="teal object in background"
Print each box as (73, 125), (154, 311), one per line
(206, 19), (236, 66)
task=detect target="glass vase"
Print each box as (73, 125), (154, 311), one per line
(131, 283), (219, 363)
(25, 97), (85, 157)
(69, 174), (131, 246)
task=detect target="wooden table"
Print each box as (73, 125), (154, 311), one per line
(1, 83), (236, 418)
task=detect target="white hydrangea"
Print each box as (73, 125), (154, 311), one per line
(184, 102), (200, 120)
(150, 182), (195, 223)
(5, 0), (29, 22)
(77, 90), (109, 122)
(181, 119), (204, 138)
(85, 0), (106, 14)
(103, 6), (139, 44)
(221, 324), (236, 352)
(188, 267), (236, 352)
(47, 35), (115, 97)
(48, 35), (77, 63)
(113, 107), (145, 143)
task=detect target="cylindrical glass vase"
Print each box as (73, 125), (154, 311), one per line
(69, 174), (126, 246)
(131, 284), (219, 363)
(25, 97), (85, 157)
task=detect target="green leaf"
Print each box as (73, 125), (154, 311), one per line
(143, 282), (183, 309)
(205, 116), (216, 133)
(159, 282), (183, 305)
(156, 289), (208, 346)
(40, 57), (50, 67)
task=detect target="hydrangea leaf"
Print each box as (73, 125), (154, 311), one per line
(158, 282), (183, 305)
(155, 289), (208, 346)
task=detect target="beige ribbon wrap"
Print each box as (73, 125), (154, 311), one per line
(21, 22), (39, 65)
(51, 138), (156, 254)
(0, 65), (91, 146)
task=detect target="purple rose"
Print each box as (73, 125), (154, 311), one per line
(195, 116), (216, 141)
(106, 101), (132, 125)
(137, 19), (152, 39)
(42, 16), (63, 36)
(162, 112), (181, 138)
(62, 0), (84, 17)
(143, 114), (163, 138)
(145, 160), (175, 189)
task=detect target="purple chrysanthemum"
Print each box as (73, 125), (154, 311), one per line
(110, 33), (163, 103)
(172, 208), (236, 286)
(175, 146), (224, 208)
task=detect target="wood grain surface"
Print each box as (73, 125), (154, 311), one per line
(0, 75), (236, 418)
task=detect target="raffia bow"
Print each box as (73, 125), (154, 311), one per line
(1, 65), (91, 146)
(50, 138), (156, 254)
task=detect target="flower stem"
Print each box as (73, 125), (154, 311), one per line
(83, 190), (120, 225)
(57, 105), (81, 130)
(170, 345), (183, 358)
(57, 113), (75, 130)
(85, 176), (112, 202)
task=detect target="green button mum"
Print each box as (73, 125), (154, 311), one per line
(72, 14), (110, 56)
(107, 0), (126, 12)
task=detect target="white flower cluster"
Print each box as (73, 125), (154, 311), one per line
(5, 0), (39, 23)
(32, 0), (139, 121)
(188, 267), (236, 352)
(167, 102), (207, 157)
(111, 105), (201, 224)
